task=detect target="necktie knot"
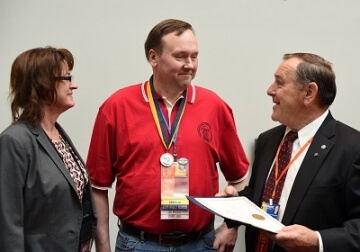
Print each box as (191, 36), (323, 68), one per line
(285, 131), (298, 143)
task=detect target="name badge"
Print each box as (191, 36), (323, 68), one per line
(160, 157), (189, 220)
(261, 201), (280, 219)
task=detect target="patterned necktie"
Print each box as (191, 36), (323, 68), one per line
(256, 130), (298, 252)
(261, 130), (298, 204)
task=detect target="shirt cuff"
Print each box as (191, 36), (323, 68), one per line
(316, 231), (324, 252)
(227, 170), (249, 184)
(91, 184), (111, 190)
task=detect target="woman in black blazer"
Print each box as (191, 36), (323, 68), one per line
(0, 47), (97, 252)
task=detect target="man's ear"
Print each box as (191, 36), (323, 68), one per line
(304, 82), (318, 104)
(148, 49), (157, 67)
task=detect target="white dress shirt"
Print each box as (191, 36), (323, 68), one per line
(276, 110), (329, 252)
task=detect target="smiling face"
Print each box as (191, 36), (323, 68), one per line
(267, 57), (307, 128)
(149, 29), (199, 95)
(53, 61), (78, 113)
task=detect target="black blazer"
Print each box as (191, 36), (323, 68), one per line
(238, 112), (360, 252)
(0, 121), (97, 252)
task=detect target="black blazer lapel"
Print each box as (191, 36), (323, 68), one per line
(253, 126), (286, 205)
(282, 114), (336, 225)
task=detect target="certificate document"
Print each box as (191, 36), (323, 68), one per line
(187, 196), (284, 233)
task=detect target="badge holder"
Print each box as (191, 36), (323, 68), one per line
(256, 199), (280, 251)
(160, 154), (189, 220)
(261, 199), (280, 220)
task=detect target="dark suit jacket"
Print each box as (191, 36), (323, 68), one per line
(236, 112), (360, 252)
(0, 121), (97, 252)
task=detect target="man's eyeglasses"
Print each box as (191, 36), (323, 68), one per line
(56, 75), (74, 82)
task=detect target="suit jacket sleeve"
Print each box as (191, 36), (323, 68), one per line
(0, 130), (28, 251)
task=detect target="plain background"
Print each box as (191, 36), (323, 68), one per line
(1, 1), (360, 251)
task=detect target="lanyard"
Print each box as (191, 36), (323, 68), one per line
(146, 77), (187, 151)
(272, 135), (314, 199)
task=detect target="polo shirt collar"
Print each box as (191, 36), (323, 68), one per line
(141, 80), (196, 104)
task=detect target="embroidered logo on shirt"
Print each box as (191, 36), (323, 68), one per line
(197, 122), (212, 143)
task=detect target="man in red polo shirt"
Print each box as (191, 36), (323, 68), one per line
(87, 19), (249, 252)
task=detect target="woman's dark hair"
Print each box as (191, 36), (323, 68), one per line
(10, 46), (74, 124)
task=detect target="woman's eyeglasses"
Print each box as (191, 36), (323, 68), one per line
(56, 75), (74, 82)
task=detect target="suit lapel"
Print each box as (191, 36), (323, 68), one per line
(281, 115), (336, 225)
(28, 123), (78, 194)
(253, 127), (286, 205)
(56, 123), (87, 171)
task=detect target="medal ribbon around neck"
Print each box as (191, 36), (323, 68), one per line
(146, 78), (187, 151)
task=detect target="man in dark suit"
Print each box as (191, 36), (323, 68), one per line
(221, 53), (360, 251)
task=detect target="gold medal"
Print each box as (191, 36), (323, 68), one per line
(252, 214), (265, 220)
